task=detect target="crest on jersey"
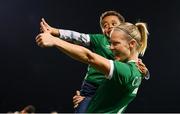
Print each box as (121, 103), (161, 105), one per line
(132, 76), (142, 87)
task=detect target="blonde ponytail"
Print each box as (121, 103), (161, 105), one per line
(135, 22), (149, 56)
(112, 22), (149, 56)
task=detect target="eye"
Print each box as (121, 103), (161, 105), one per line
(112, 42), (120, 46)
(112, 22), (117, 26)
(103, 23), (108, 29)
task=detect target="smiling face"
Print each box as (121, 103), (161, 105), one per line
(101, 15), (122, 37)
(110, 30), (131, 61)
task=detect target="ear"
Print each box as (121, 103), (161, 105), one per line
(129, 39), (137, 48)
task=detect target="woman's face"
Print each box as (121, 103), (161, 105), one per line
(110, 30), (131, 61)
(101, 15), (121, 37)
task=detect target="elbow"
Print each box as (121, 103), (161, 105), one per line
(86, 51), (96, 65)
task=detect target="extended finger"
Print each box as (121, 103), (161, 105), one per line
(40, 22), (48, 32)
(73, 96), (82, 103)
(41, 18), (49, 27)
(35, 35), (43, 42)
(73, 96), (84, 103)
(74, 104), (78, 108)
(74, 97), (84, 105)
(76, 90), (80, 95)
(40, 27), (43, 33)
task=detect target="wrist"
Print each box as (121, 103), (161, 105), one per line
(52, 28), (60, 37)
(52, 37), (59, 46)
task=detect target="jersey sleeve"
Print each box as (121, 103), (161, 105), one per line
(109, 61), (133, 85)
(88, 34), (107, 48)
(59, 29), (90, 47)
(109, 61), (142, 87)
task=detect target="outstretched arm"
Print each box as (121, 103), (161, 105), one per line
(36, 32), (111, 77)
(40, 18), (91, 46)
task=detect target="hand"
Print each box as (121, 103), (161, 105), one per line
(35, 32), (57, 48)
(40, 18), (59, 36)
(73, 90), (85, 108)
(136, 59), (149, 78)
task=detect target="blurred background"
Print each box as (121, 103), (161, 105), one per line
(0, 0), (180, 112)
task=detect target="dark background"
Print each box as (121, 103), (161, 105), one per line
(0, 0), (180, 112)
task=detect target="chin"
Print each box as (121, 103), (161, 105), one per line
(115, 56), (126, 61)
(105, 33), (110, 37)
(114, 57), (121, 61)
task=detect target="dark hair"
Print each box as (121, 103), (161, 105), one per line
(100, 11), (125, 28)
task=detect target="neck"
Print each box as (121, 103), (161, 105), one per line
(128, 51), (139, 62)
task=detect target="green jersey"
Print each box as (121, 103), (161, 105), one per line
(84, 34), (114, 86)
(87, 61), (143, 113)
(59, 30), (114, 86)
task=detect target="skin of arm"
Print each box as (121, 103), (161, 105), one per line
(40, 18), (149, 77)
(36, 32), (111, 77)
(40, 18), (91, 47)
(39, 18), (150, 109)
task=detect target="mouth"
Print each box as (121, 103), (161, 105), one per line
(104, 31), (110, 37)
(113, 51), (119, 56)
(114, 56), (120, 61)
(107, 30), (112, 36)
(105, 29), (112, 36)
(113, 52), (123, 60)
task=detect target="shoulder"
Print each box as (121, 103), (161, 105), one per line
(89, 34), (108, 47)
(112, 61), (142, 85)
(89, 34), (107, 39)
(113, 61), (131, 74)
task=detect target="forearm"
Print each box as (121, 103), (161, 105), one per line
(59, 29), (90, 47)
(53, 37), (110, 76)
(53, 37), (91, 64)
(51, 28), (60, 37)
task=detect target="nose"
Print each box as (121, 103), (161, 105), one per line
(110, 44), (114, 50)
(108, 24), (114, 32)
(109, 27), (113, 32)
(107, 26), (113, 34)
(109, 24), (113, 29)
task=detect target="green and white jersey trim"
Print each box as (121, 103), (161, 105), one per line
(107, 59), (137, 80)
(59, 29), (90, 46)
(132, 87), (139, 94)
(117, 105), (127, 114)
(107, 60), (114, 79)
